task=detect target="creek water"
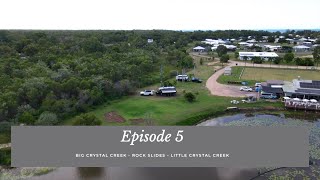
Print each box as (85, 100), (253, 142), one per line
(28, 114), (320, 180)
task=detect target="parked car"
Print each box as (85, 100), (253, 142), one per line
(255, 82), (262, 87)
(176, 75), (189, 81)
(240, 86), (253, 92)
(140, 90), (154, 96)
(260, 93), (278, 99)
(191, 77), (202, 83)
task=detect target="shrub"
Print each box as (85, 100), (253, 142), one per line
(295, 57), (314, 66)
(18, 111), (36, 125)
(284, 53), (294, 63)
(169, 70), (178, 77)
(200, 58), (203, 65)
(252, 57), (263, 64)
(35, 112), (59, 125)
(273, 57), (282, 64)
(0, 121), (12, 134)
(220, 54), (230, 63)
(184, 92), (196, 103)
(0, 148), (11, 166)
(72, 114), (101, 126)
(234, 52), (239, 58)
(163, 81), (173, 87)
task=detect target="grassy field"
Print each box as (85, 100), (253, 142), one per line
(217, 66), (320, 86)
(241, 67), (320, 82)
(217, 66), (242, 83)
(216, 66), (258, 86)
(65, 56), (282, 126)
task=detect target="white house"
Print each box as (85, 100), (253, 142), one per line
(202, 39), (226, 45)
(285, 38), (294, 44)
(147, 39), (154, 43)
(264, 45), (282, 51)
(211, 44), (237, 51)
(293, 45), (310, 52)
(238, 42), (249, 46)
(193, 46), (206, 52)
(299, 38), (308, 41)
(246, 39), (257, 43)
(225, 45), (237, 50)
(239, 52), (279, 60)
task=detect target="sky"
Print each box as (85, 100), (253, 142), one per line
(1, 0), (319, 30)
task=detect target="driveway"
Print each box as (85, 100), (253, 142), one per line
(206, 61), (255, 97)
(205, 60), (314, 97)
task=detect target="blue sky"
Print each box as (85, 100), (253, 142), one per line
(1, 0), (319, 30)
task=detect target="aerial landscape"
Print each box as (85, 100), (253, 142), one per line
(0, 0), (320, 179)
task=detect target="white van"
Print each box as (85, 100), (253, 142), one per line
(176, 75), (189, 81)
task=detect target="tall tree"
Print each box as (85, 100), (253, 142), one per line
(312, 46), (320, 68)
(284, 52), (295, 68)
(216, 45), (228, 57)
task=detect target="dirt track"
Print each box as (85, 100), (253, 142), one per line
(205, 61), (253, 97)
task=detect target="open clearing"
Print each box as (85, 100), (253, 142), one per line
(241, 67), (320, 82)
(65, 55), (282, 126)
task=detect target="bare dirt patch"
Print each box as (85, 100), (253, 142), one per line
(105, 111), (126, 123)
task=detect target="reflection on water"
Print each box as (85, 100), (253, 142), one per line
(29, 167), (259, 180)
(29, 114), (320, 180)
(76, 167), (107, 179)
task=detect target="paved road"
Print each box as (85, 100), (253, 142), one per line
(206, 60), (317, 97)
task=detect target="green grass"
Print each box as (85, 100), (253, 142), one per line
(217, 66), (243, 84)
(241, 67), (320, 82)
(216, 66), (320, 86)
(64, 56), (232, 125)
(216, 66), (258, 86)
(0, 134), (10, 144)
(64, 56), (283, 126)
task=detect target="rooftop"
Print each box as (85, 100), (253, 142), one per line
(193, 46), (205, 50)
(239, 52), (279, 57)
(293, 45), (310, 49)
(283, 79), (320, 96)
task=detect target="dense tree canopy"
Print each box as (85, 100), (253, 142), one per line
(0, 29), (319, 125)
(0, 30), (193, 124)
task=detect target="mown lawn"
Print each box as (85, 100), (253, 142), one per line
(242, 67), (320, 82)
(217, 66), (320, 86)
(217, 66), (243, 84)
(65, 56), (283, 126)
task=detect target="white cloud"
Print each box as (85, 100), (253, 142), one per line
(0, 0), (319, 30)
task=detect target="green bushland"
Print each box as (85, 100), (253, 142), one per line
(0, 147), (11, 166)
(0, 134), (10, 144)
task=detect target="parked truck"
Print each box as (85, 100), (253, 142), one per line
(156, 86), (177, 96)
